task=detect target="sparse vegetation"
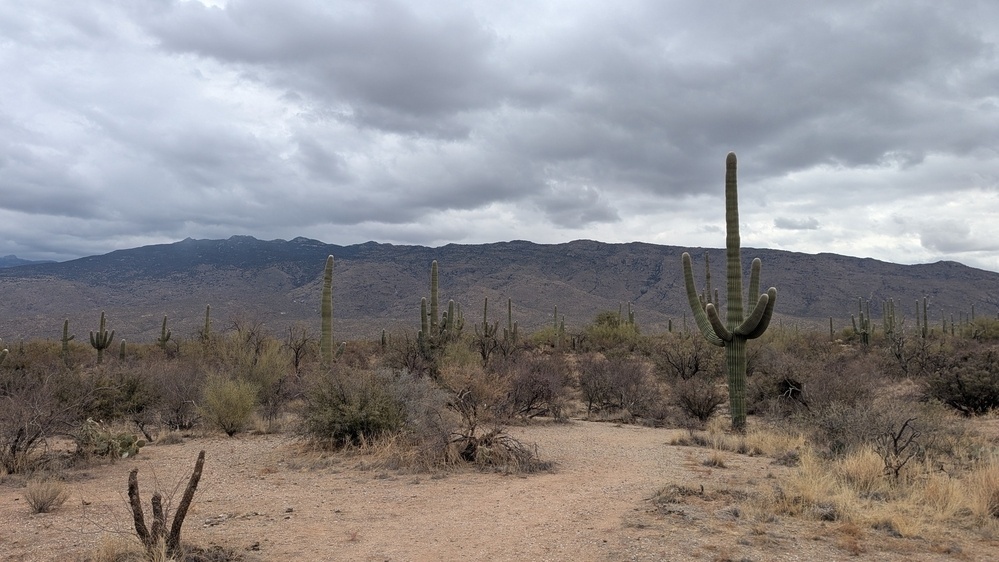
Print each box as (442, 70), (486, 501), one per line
(24, 477), (69, 513)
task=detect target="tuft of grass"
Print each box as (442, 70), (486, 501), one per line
(24, 478), (70, 513)
(963, 457), (999, 521)
(703, 450), (727, 468)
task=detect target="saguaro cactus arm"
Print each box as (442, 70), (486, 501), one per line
(681, 253), (725, 346)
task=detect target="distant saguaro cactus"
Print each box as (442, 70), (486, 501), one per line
(158, 316), (172, 349)
(62, 319), (75, 366)
(681, 153), (777, 431)
(320, 255), (345, 367)
(89, 311), (115, 364)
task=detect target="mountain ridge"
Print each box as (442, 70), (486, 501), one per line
(0, 236), (996, 343)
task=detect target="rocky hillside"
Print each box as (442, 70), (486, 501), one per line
(0, 236), (996, 343)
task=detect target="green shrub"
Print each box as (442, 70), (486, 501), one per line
(301, 367), (410, 447)
(200, 376), (258, 436)
(925, 347), (999, 415)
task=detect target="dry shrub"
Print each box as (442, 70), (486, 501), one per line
(834, 446), (894, 499)
(200, 375), (258, 437)
(300, 366), (464, 472)
(912, 468), (965, 521)
(574, 353), (664, 420)
(925, 346), (999, 416)
(301, 367), (409, 447)
(85, 534), (149, 562)
(651, 332), (721, 381)
(496, 354), (572, 420)
(672, 376), (726, 424)
(0, 366), (88, 473)
(963, 458), (999, 521)
(24, 478), (70, 513)
(146, 360), (205, 430)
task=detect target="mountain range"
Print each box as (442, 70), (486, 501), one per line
(0, 236), (996, 344)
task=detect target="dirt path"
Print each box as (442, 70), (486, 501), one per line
(1, 421), (996, 561)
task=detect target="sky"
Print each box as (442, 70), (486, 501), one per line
(2, 1), (999, 272)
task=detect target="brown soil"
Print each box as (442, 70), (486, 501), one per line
(1, 421), (996, 561)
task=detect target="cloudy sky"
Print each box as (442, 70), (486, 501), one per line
(2, 1), (999, 271)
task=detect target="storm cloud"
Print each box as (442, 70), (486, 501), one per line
(2, 1), (998, 271)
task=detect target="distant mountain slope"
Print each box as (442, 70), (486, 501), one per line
(0, 255), (55, 268)
(0, 236), (996, 342)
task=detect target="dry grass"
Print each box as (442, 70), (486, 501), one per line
(24, 478), (70, 513)
(963, 457), (999, 522)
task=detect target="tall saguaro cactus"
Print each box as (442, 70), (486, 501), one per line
(682, 152), (777, 431)
(90, 311), (116, 364)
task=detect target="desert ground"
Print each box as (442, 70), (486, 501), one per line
(2, 419), (997, 562)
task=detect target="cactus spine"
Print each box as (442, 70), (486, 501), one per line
(90, 311), (115, 364)
(681, 153), (777, 431)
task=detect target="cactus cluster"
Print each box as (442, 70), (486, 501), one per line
(78, 418), (146, 459)
(418, 260), (463, 352)
(681, 153), (777, 431)
(851, 298), (872, 346)
(89, 311), (115, 364)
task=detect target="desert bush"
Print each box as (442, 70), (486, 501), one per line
(147, 360), (204, 430)
(672, 376), (727, 423)
(967, 318), (999, 342)
(579, 310), (641, 353)
(925, 346), (999, 415)
(199, 375), (258, 437)
(24, 478), (70, 513)
(575, 354), (665, 420)
(577, 353), (615, 414)
(498, 354), (572, 420)
(651, 332), (720, 381)
(300, 367), (410, 447)
(85, 366), (160, 433)
(0, 365), (89, 473)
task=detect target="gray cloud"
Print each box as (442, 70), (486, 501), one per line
(774, 217), (819, 231)
(1, 0), (998, 271)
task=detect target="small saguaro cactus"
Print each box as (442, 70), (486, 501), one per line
(62, 319), (75, 366)
(473, 297), (500, 365)
(681, 152), (777, 431)
(158, 316), (172, 349)
(119, 339), (127, 362)
(90, 311), (116, 364)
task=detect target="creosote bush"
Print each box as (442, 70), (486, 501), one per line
(199, 375), (258, 437)
(302, 367), (430, 448)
